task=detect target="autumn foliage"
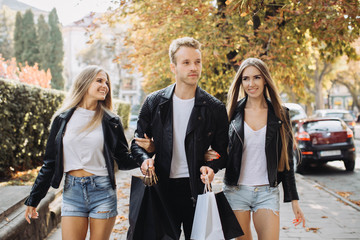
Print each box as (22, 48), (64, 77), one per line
(0, 56), (51, 88)
(101, 0), (359, 103)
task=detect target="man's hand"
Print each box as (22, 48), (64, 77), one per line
(200, 166), (214, 184)
(141, 158), (154, 175)
(135, 133), (155, 153)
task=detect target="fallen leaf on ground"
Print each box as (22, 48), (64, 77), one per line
(336, 191), (352, 198)
(306, 227), (320, 233)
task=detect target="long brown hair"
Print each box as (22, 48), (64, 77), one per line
(53, 65), (113, 131)
(227, 58), (292, 171)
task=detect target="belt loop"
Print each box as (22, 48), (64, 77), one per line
(71, 175), (75, 186)
(91, 176), (95, 187)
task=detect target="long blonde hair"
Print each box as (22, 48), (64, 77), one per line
(227, 58), (292, 171)
(53, 65), (113, 131)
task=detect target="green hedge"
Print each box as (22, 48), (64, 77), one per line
(0, 78), (131, 177)
(113, 99), (131, 130)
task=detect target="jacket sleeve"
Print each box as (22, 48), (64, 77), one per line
(205, 103), (229, 173)
(113, 119), (139, 170)
(24, 116), (61, 207)
(281, 109), (300, 202)
(131, 96), (153, 166)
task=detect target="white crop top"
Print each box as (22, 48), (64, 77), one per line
(238, 122), (269, 186)
(63, 107), (108, 176)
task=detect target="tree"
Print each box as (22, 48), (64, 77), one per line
(76, 23), (136, 98)
(0, 9), (13, 60)
(13, 12), (24, 64)
(48, 8), (64, 90)
(304, 55), (334, 110)
(21, 9), (40, 66)
(0, 57), (51, 88)
(101, 0), (359, 103)
(37, 14), (51, 71)
(332, 59), (360, 111)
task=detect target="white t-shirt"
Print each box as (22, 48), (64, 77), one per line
(169, 94), (195, 178)
(63, 107), (108, 176)
(238, 122), (269, 186)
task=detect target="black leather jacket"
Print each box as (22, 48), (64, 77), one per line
(224, 97), (299, 202)
(25, 107), (138, 207)
(131, 84), (229, 201)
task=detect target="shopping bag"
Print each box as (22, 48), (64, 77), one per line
(215, 192), (244, 239)
(127, 172), (179, 240)
(190, 183), (225, 240)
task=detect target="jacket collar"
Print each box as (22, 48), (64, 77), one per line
(231, 97), (282, 143)
(59, 107), (76, 121)
(161, 83), (209, 106)
(58, 107), (118, 122)
(234, 96), (282, 124)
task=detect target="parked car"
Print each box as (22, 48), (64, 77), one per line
(313, 109), (356, 132)
(284, 103), (307, 121)
(294, 117), (356, 173)
(129, 115), (138, 129)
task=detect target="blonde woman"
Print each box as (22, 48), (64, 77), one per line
(24, 66), (137, 239)
(206, 58), (305, 240)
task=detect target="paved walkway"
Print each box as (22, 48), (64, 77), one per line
(46, 168), (360, 240)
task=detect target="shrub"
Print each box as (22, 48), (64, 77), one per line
(0, 78), (64, 177)
(113, 99), (131, 129)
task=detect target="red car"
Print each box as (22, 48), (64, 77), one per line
(293, 117), (356, 173)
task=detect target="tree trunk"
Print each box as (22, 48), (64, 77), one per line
(314, 76), (324, 110)
(333, 79), (360, 112)
(313, 60), (332, 110)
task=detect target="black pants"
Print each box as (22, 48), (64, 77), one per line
(166, 178), (195, 240)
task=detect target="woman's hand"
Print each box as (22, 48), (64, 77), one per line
(204, 149), (220, 162)
(25, 206), (39, 224)
(291, 200), (305, 227)
(135, 133), (155, 153)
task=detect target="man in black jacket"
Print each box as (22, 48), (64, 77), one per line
(131, 37), (229, 239)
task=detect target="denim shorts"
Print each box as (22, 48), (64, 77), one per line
(223, 185), (279, 214)
(61, 174), (118, 219)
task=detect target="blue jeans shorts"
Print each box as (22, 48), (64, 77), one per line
(61, 174), (118, 219)
(223, 185), (280, 214)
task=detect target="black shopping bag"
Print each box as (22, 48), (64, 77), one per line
(215, 191), (244, 240)
(127, 175), (179, 240)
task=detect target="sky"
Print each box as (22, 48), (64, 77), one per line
(18, 0), (117, 25)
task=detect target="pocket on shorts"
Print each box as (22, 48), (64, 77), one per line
(93, 177), (112, 190)
(64, 177), (72, 191)
(223, 184), (238, 193)
(269, 187), (280, 201)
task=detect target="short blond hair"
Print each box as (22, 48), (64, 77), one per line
(169, 37), (201, 65)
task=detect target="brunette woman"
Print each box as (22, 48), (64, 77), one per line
(207, 58), (305, 240)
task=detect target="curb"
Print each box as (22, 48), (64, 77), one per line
(0, 187), (62, 240)
(297, 174), (360, 212)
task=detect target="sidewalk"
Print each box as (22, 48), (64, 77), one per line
(47, 168), (360, 240)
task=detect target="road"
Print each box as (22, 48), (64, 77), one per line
(299, 139), (360, 204)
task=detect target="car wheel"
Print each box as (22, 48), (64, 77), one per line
(343, 158), (355, 172)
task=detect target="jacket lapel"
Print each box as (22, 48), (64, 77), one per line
(231, 97), (247, 144)
(186, 86), (206, 136)
(265, 99), (282, 146)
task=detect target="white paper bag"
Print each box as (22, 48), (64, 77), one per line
(191, 187), (225, 240)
